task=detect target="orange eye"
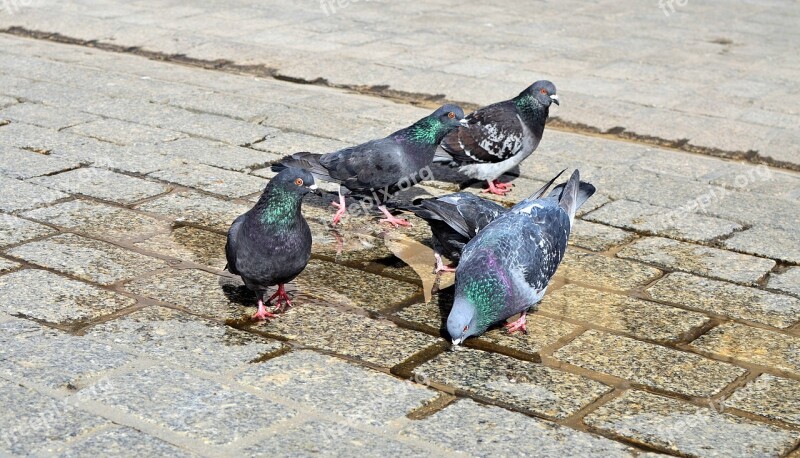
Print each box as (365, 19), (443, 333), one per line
(463, 325), (469, 332)
(540, 88), (548, 95)
(447, 112), (455, 119)
(294, 178), (304, 186)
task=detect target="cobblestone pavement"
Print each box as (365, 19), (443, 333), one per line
(0, 0), (799, 170)
(0, 25), (799, 458)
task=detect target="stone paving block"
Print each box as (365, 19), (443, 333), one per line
(0, 102), (98, 130)
(63, 118), (185, 145)
(133, 226), (227, 268)
(691, 323), (800, 375)
(539, 285), (710, 342)
(585, 390), (800, 457)
(295, 259), (419, 313)
(0, 213), (55, 247)
(553, 330), (746, 397)
(0, 379), (109, 456)
(86, 306), (281, 374)
(706, 189), (797, 232)
(0, 318), (134, 389)
(30, 168), (170, 204)
(7, 233), (168, 285)
(726, 374), (800, 426)
(0, 146), (81, 179)
(23, 200), (170, 241)
(151, 137), (278, 172)
(724, 226), (800, 264)
(617, 237), (775, 286)
(413, 347), (611, 419)
(250, 129), (353, 155)
(401, 399), (634, 457)
(569, 219), (636, 252)
(237, 350), (437, 426)
(0, 175), (69, 212)
(557, 250), (662, 292)
(0, 257), (19, 274)
(648, 272), (800, 329)
(396, 292), (579, 356)
(54, 426), (198, 458)
(584, 199), (743, 243)
(81, 366), (297, 446)
(0, 95), (16, 108)
(0, 269), (136, 324)
(135, 190), (250, 232)
(149, 163), (267, 198)
(769, 267), (800, 297)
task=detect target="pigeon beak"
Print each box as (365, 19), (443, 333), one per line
(459, 119), (469, 127)
(550, 94), (560, 105)
(451, 338), (462, 346)
(309, 184), (318, 190)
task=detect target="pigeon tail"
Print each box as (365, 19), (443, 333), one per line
(526, 169), (566, 201)
(557, 170), (582, 227)
(272, 152), (334, 183)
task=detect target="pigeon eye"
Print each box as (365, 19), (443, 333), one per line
(447, 112), (455, 119)
(463, 325), (469, 332)
(540, 88), (548, 95)
(294, 178), (304, 186)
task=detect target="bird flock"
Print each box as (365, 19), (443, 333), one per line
(225, 80), (596, 345)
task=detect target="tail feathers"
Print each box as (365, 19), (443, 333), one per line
(550, 180), (596, 216)
(271, 152), (334, 183)
(557, 170), (588, 226)
(526, 169), (566, 201)
(419, 199), (471, 238)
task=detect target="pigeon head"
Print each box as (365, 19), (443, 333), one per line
(267, 167), (318, 196)
(257, 167), (317, 225)
(407, 104), (466, 145)
(521, 80), (559, 107)
(447, 295), (479, 346)
(448, 266), (508, 345)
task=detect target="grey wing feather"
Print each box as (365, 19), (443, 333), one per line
(224, 214), (247, 275)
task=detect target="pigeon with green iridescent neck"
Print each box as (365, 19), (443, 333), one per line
(447, 170), (595, 345)
(273, 104), (466, 227)
(225, 167), (317, 321)
(434, 81), (558, 196)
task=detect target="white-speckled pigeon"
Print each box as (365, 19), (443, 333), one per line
(447, 170), (595, 344)
(274, 104), (466, 227)
(225, 167), (317, 321)
(435, 81), (558, 196)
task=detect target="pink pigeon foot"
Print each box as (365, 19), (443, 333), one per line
(268, 283), (294, 313)
(252, 299), (278, 321)
(504, 312), (528, 334)
(482, 179), (513, 196)
(434, 253), (457, 274)
(330, 193), (347, 225)
(378, 205), (412, 227)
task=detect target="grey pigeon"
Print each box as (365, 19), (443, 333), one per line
(225, 167), (317, 320)
(435, 81), (558, 195)
(447, 170), (595, 344)
(274, 104), (466, 227)
(401, 170), (566, 273)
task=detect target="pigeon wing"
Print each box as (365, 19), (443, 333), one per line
(440, 101), (524, 165)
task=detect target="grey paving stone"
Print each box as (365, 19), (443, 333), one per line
(0, 379), (109, 456)
(7, 233), (168, 285)
(724, 226), (800, 264)
(401, 399), (634, 457)
(0, 175), (69, 212)
(553, 330), (746, 397)
(585, 390), (800, 457)
(63, 118), (185, 145)
(0, 95), (17, 108)
(0, 257), (19, 274)
(585, 199), (743, 243)
(569, 219), (636, 252)
(0, 103), (98, 130)
(23, 200), (171, 241)
(133, 226), (227, 268)
(0, 213), (55, 247)
(768, 267), (800, 297)
(237, 350), (437, 425)
(413, 347), (611, 420)
(648, 272), (800, 329)
(0, 318), (135, 389)
(557, 250), (662, 292)
(149, 163), (266, 198)
(617, 237), (775, 286)
(86, 306), (281, 374)
(30, 168), (170, 204)
(0, 269), (136, 324)
(691, 323), (800, 376)
(150, 137), (279, 172)
(539, 284), (710, 343)
(250, 129), (353, 155)
(81, 366), (297, 446)
(0, 146), (81, 179)
(54, 426), (198, 458)
(135, 190), (250, 232)
(726, 374), (800, 426)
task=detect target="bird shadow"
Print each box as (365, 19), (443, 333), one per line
(220, 281), (256, 307)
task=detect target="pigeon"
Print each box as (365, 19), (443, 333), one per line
(434, 81), (558, 196)
(273, 104), (466, 227)
(401, 170), (566, 273)
(447, 170), (595, 345)
(225, 167), (317, 320)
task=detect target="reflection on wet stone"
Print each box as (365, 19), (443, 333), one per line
(134, 226), (227, 269)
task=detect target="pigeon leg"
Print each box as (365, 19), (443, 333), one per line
(330, 191), (347, 225)
(503, 312), (528, 334)
(434, 252), (457, 273)
(483, 179), (513, 196)
(272, 283), (294, 312)
(378, 205), (412, 227)
(252, 295), (278, 321)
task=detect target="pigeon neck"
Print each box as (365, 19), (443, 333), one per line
(514, 95), (549, 127)
(404, 117), (449, 148)
(257, 185), (302, 227)
(463, 267), (510, 328)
